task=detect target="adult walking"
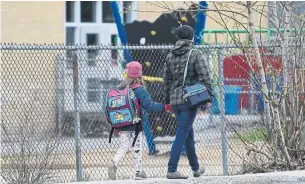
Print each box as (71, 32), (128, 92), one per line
(163, 25), (213, 179)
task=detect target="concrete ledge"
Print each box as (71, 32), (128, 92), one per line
(58, 171), (305, 184)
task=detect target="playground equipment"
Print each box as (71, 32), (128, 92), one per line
(110, 1), (132, 64)
(200, 28), (305, 114)
(194, 1), (208, 45)
(110, 1), (208, 82)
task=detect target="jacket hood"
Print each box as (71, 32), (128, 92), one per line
(171, 39), (194, 56)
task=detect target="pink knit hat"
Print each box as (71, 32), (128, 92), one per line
(126, 61), (142, 78)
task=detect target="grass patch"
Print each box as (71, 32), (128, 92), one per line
(232, 128), (266, 142)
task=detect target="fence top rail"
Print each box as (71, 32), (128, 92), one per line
(0, 43), (296, 50)
(0, 43), (240, 50)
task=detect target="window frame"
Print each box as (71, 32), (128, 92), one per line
(87, 78), (102, 103)
(64, 1), (137, 44)
(80, 1), (97, 23)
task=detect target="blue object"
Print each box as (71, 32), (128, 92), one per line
(194, 1), (208, 45)
(212, 86), (242, 115)
(133, 86), (165, 153)
(110, 1), (133, 63)
(184, 83), (211, 108)
(256, 76), (283, 112)
(169, 104), (199, 173)
(183, 49), (211, 108)
(142, 110), (157, 153)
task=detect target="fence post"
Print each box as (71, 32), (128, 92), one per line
(56, 55), (64, 134)
(207, 49), (214, 127)
(72, 52), (83, 181)
(249, 77), (254, 114)
(218, 48), (228, 175)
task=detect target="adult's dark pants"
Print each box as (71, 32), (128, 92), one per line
(168, 104), (199, 173)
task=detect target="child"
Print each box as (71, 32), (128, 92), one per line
(107, 61), (172, 180)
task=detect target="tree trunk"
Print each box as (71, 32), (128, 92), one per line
(281, 2), (293, 143)
(247, 1), (272, 146)
(274, 105), (292, 168)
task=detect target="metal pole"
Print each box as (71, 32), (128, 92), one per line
(110, 1), (133, 63)
(72, 52), (83, 181)
(56, 55), (63, 134)
(207, 49), (214, 127)
(218, 48), (228, 175)
(194, 1), (208, 45)
(250, 76), (254, 114)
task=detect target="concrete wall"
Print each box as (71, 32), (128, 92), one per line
(1, 49), (61, 140)
(1, 1), (64, 139)
(204, 2), (269, 43)
(137, 1), (193, 22)
(1, 1), (65, 43)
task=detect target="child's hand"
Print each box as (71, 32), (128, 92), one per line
(206, 102), (212, 107)
(165, 104), (172, 112)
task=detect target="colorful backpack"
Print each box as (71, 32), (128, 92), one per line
(105, 85), (141, 146)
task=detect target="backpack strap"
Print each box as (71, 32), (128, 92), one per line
(132, 123), (140, 147)
(131, 83), (142, 89)
(109, 127), (115, 144)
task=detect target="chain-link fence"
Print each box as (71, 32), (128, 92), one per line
(1, 43), (285, 183)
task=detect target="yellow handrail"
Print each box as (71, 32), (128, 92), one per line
(143, 76), (164, 82)
(123, 71), (163, 83)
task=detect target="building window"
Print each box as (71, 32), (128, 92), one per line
(66, 51), (74, 69)
(87, 34), (98, 66)
(101, 81), (110, 104)
(65, 1), (136, 46)
(66, 1), (75, 22)
(66, 27), (76, 68)
(87, 78), (101, 102)
(66, 27), (75, 44)
(111, 35), (118, 60)
(102, 1), (114, 23)
(81, 1), (96, 22)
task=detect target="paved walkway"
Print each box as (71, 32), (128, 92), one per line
(56, 170), (305, 184)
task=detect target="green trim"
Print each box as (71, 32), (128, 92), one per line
(202, 28), (305, 33)
(201, 28), (305, 44)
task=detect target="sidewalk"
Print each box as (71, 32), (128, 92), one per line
(57, 170), (305, 184)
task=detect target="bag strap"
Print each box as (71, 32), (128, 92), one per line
(131, 83), (142, 89)
(109, 127), (114, 144)
(183, 49), (194, 87)
(132, 123), (140, 147)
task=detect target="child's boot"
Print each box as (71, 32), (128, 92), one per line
(135, 171), (147, 180)
(107, 161), (117, 180)
(193, 167), (205, 177)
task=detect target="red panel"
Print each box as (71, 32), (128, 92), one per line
(223, 52), (283, 111)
